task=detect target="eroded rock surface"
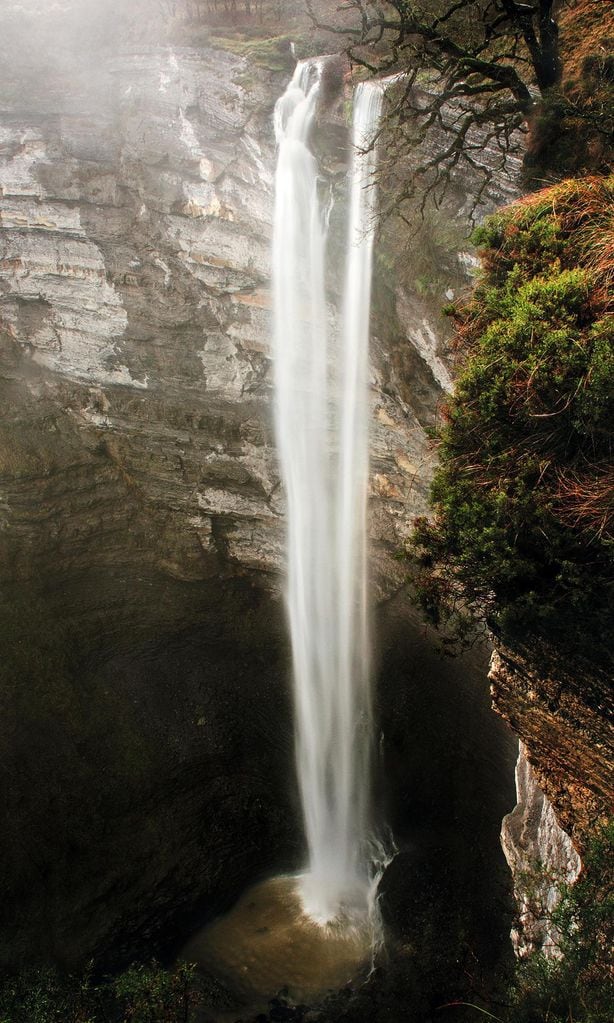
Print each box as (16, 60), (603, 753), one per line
(1, 44), (280, 647)
(501, 742), (581, 957)
(490, 647), (613, 846)
(0, 5), (524, 974)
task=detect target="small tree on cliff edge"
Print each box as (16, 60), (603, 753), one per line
(307, 1), (614, 214)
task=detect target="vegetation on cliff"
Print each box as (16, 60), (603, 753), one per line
(0, 962), (199, 1023)
(412, 175), (613, 665)
(507, 821), (613, 1023)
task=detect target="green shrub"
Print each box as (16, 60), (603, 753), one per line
(0, 962), (198, 1023)
(112, 963), (196, 1022)
(507, 822), (614, 1023)
(412, 176), (614, 664)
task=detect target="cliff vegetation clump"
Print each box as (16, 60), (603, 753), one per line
(412, 175), (613, 666)
(0, 961), (199, 1023)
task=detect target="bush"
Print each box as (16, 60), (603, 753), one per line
(0, 962), (198, 1023)
(507, 822), (614, 1023)
(412, 176), (614, 664)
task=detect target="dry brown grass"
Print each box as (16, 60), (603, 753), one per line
(502, 175), (614, 311)
(559, 0), (614, 88)
(554, 464), (614, 539)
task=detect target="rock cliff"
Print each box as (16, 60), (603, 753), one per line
(490, 647), (613, 848)
(0, 9), (462, 969)
(1, 0), (590, 983)
(501, 742), (581, 957)
(0, 36), (444, 648)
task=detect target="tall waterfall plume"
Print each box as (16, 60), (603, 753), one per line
(273, 62), (384, 925)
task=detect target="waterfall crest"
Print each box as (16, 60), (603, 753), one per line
(273, 64), (384, 925)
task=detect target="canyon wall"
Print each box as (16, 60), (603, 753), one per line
(1, 0), (604, 977)
(491, 647), (613, 850)
(0, 33), (444, 647)
(0, 16), (456, 968)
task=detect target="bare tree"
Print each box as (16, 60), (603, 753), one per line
(306, 1), (611, 216)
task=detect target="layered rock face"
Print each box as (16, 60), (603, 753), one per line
(0, 2), (566, 981)
(0, 34), (286, 970)
(0, 44), (282, 648)
(490, 647), (613, 848)
(0, 39), (442, 647)
(0, 16), (451, 968)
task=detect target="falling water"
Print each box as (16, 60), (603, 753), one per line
(273, 64), (384, 925)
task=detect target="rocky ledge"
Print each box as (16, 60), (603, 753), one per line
(490, 646), (613, 848)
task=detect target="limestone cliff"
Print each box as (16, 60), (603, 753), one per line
(0, 44), (440, 643)
(501, 742), (581, 957)
(0, 6), (455, 969)
(2, 0), (599, 984)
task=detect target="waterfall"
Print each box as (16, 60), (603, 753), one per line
(273, 63), (384, 925)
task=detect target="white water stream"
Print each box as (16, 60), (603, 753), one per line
(273, 64), (384, 924)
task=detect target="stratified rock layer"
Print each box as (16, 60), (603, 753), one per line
(0, 30), (443, 969)
(490, 647), (613, 846)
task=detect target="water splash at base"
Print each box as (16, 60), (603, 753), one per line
(182, 874), (373, 1004)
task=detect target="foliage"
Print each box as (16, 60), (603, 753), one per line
(0, 962), (198, 1023)
(110, 963), (197, 1023)
(411, 175), (614, 663)
(505, 822), (614, 1023)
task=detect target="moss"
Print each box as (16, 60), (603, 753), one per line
(209, 32), (294, 71)
(411, 176), (614, 664)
